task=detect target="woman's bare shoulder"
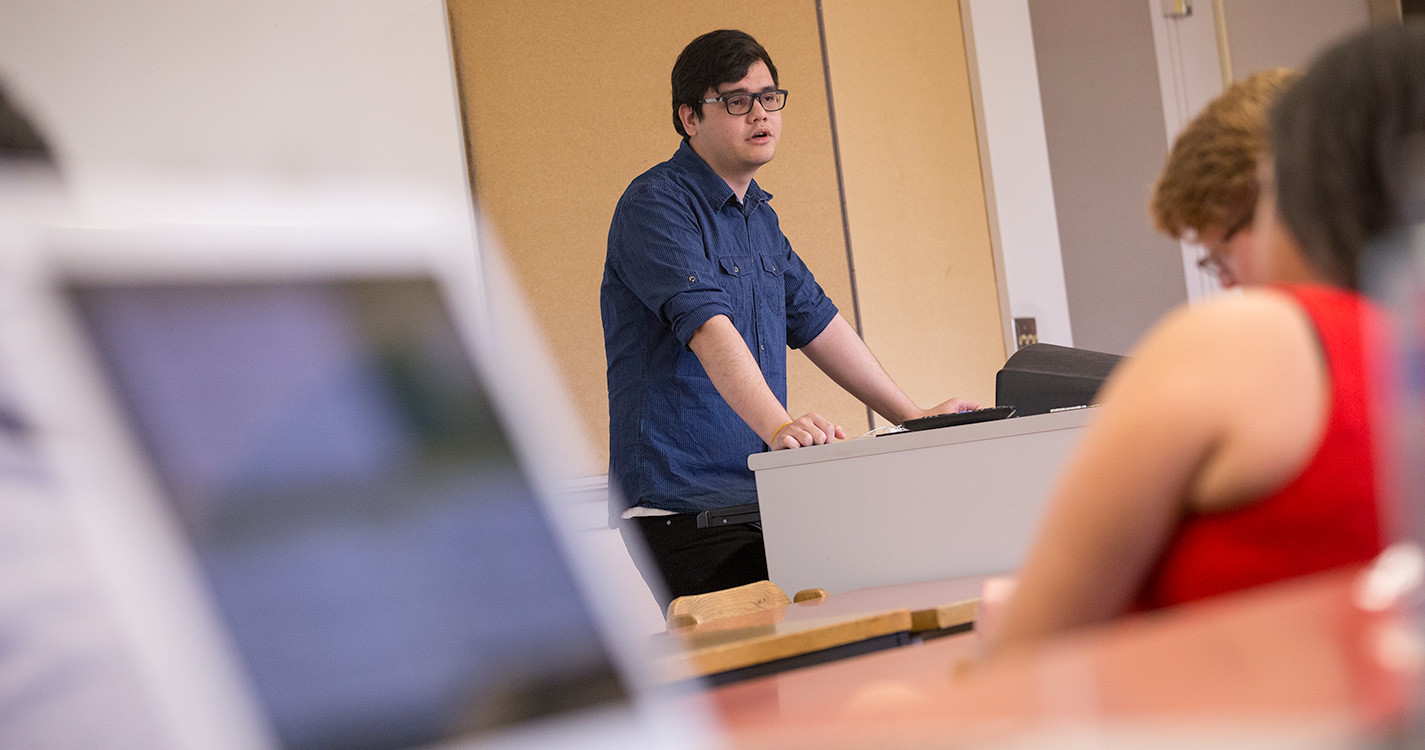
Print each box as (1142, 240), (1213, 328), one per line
(1096, 288), (1321, 442)
(1132, 290), (1315, 372)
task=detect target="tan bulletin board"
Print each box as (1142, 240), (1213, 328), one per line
(820, 0), (1005, 427)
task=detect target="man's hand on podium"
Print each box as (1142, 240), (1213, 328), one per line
(770, 412), (847, 450)
(908, 397), (980, 422)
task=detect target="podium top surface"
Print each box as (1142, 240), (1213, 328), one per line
(747, 408), (1096, 472)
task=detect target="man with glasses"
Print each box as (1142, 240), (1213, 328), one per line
(1151, 69), (1300, 289)
(602, 29), (975, 607)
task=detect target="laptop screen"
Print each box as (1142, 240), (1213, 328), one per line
(68, 277), (627, 750)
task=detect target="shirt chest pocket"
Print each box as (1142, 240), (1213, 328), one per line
(715, 255), (787, 342)
(757, 255), (786, 319)
(717, 255), (756, 321)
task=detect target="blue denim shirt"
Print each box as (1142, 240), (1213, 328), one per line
(601, 141), (839, 521)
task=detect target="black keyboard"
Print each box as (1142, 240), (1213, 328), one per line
(897, 405), (1017, 432)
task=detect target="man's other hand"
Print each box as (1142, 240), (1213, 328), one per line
(771, 412), (846, 450)
(911, 397), (980, 421)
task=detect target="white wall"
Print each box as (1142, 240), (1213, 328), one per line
(961, 0), (1074, 350)
(1224, 0), (1371, 81)
(0, 0), (472, 225)
(1149, 0), (1229, 303)
(1029, 0), (1190, 356)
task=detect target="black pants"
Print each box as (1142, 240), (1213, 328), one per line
(620, 514), (769, 612)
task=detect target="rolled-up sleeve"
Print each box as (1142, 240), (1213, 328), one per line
(609, 185), (735, 347)
(780, 236), (839, 349)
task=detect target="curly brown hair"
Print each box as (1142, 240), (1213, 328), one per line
(1150, 68), (1301, 239)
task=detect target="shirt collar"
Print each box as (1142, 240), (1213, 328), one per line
(672, 140), (773, 211)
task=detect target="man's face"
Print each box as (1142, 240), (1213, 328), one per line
(682, 61), (781, 183)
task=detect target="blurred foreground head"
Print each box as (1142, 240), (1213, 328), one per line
(1269, 23), (1425, 291)
(0, 84), (53, 167)
(0, 82), (65, 220)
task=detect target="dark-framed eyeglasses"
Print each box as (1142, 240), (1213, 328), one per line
(701, 89), (789, 116)
(1195, 211), (1253, 280)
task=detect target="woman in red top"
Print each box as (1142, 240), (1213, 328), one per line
(988, 25), (1418, 654)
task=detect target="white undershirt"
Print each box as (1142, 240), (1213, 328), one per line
(620, 506), (678, 519)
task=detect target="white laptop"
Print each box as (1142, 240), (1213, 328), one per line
(0, 221), (714, 750)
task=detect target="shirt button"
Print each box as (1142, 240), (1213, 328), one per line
(688, 275), (696, 282)
(733, 265), (739, 273)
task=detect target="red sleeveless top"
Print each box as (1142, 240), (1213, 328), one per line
(1137, 285), (1387, 609)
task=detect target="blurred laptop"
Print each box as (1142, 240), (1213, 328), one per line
(0, 222), (714, 750)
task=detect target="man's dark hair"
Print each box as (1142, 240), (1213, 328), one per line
(1270, 24), (1425, 290)
(671, 29), (778, 138)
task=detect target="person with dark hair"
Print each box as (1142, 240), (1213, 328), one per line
(602, 29), (976, 607)
(987, 24), (1421, 655)
(1268, 25), (1425, 291)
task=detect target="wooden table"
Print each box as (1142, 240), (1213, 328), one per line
(701, 566), (1416, 748)
(826, 573), (995, 635)
(653, 605), (913, 685)
(653, 573), (1000, 685)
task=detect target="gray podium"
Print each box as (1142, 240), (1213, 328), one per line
(749, 409), (1095, 595)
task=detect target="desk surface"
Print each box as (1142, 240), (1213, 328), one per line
(653, 604), (912, 682)
(747, 409), (1094, 472)
(654, 573), (995, 682)
(703, 566), (1411, 748)
(827, 574), (994, 632)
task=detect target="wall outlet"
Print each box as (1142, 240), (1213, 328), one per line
(1014, 317), (1038, 350)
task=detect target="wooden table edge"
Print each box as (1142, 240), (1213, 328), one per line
(912, 598), (979, 631)
(659, 609), (914, 681)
